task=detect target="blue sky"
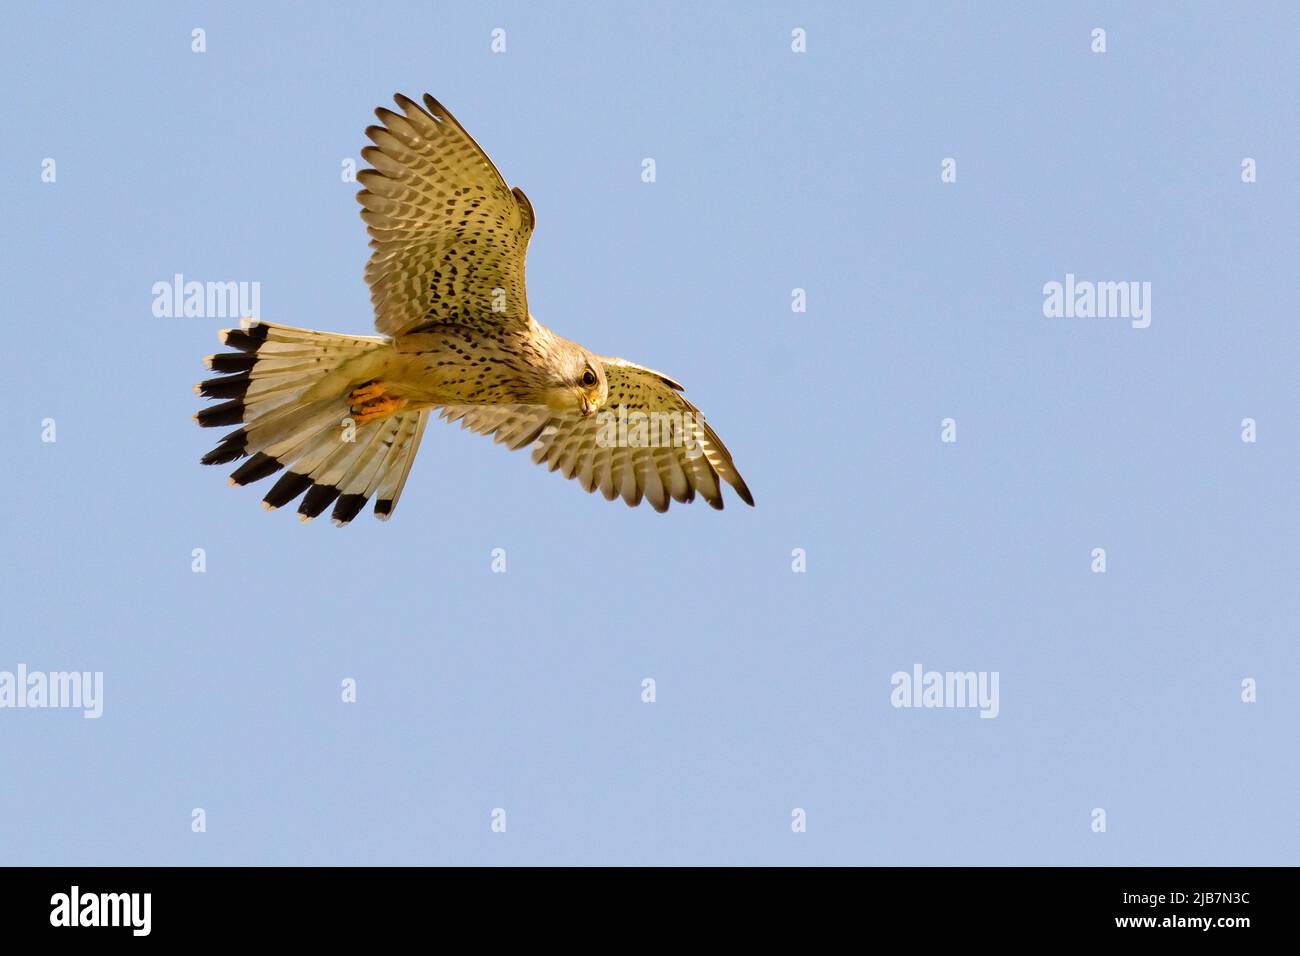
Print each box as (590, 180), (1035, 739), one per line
(1, 1), (1297, 865)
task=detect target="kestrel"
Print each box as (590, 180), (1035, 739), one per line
(196, 93), (753, 523)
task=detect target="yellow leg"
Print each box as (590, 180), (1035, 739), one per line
(348, 382), (387, 404)
(348, 382), (409, 424)
(351, 396), (408, 425)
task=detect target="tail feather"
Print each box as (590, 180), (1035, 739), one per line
(324, 416), (409, 526)
(196, 320), (428, 525)
(323, 415), (394, 492)
(249, 402), (343, 456)
(206, 352), (257, 374)
(298, 483), (342, 520)
(336, 417), (400, 495)
(373, 411), (428, 520)
(263, 471), (314, 510)
(194, 399), (245, 429)
(219, 325), (267, 352)
(228, 452), (283, 487)
(282, 420), (353, 480)
(194, 372), (250, 399)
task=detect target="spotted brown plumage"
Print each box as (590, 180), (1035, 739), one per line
(195, 93), (752, 522)
(360, 94), (536, 337)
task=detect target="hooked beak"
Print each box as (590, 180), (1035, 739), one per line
(579, 396), (596, 417)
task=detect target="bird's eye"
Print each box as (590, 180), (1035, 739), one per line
(581, 369), (597, 387)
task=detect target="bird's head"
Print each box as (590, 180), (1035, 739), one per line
(541, 344), (607, 418)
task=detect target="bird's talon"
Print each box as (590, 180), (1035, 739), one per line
(349, 391), (408, 425)
(348, 382), (386, 404)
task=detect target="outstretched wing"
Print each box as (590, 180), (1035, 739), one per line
(357, 93), (535, 338)
(439, 363), (753, 511)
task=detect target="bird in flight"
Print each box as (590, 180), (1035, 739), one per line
(195, 93), (753, 524)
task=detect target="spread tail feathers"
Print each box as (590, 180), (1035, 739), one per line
(194, 320), (427, 525)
